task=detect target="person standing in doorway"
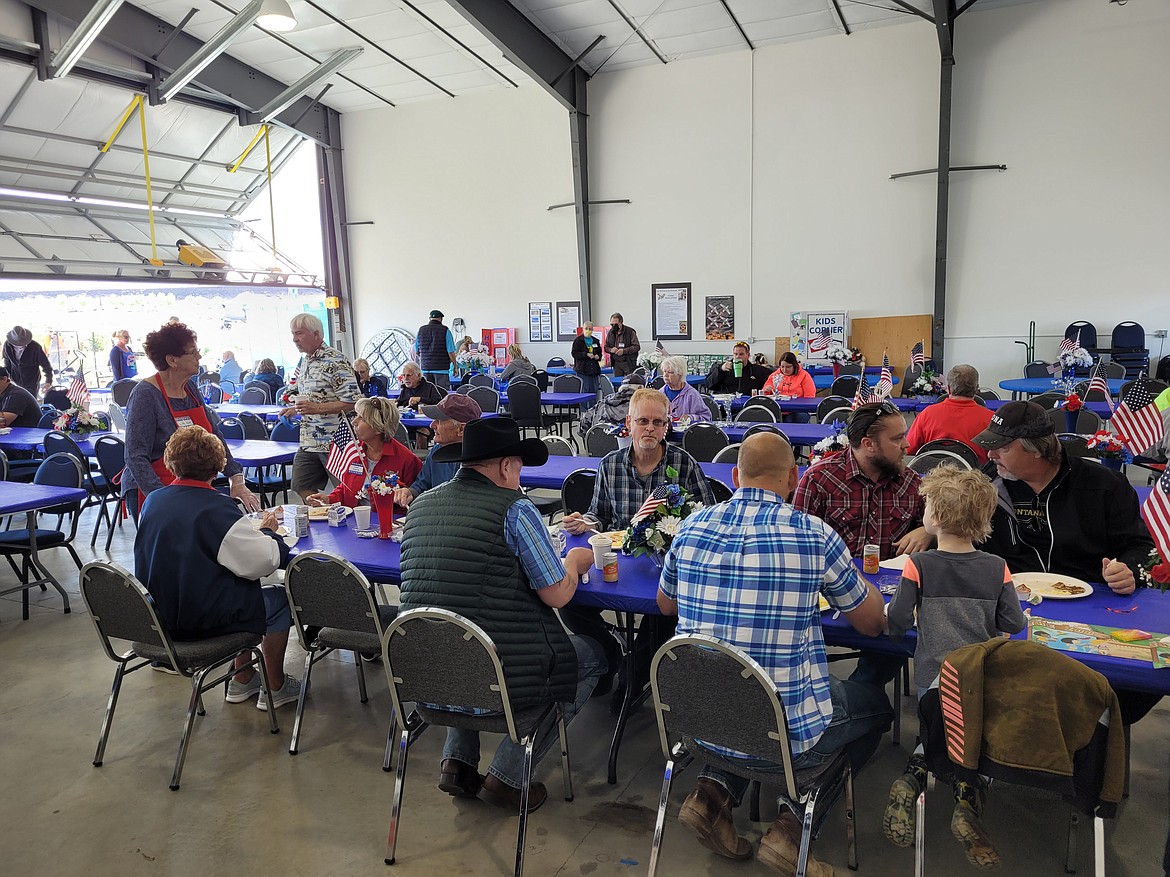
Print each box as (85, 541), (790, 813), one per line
(415, 309), (456, 391)
(605, 313), (640, 377)
(109, 330), (138, 383)
(3, 326), (53, 398)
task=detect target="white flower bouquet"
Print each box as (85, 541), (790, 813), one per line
(456, 350), (494, 371)
(907, 367), (945, 396)
(1058, 347), (1094, 370)
(637, 349), (665, 370)
(53, 406), (103, 434)
(825, 344), (863, 365)
(622, 483), (703, 559)
(809, 430), (849, 466)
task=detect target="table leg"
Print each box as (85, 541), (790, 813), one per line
(607, 610), (638, 784)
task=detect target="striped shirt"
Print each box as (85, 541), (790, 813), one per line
(589, 443), (715, 529)
(659, 488), (868, 754)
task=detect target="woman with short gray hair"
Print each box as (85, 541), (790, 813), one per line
(661, 355), (712, 422)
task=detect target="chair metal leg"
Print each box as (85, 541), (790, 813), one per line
(796, 785), (821, 877)
(556, 707), (573, 801)
(749, 781), (761, 822)
(914, 788), (926, 877)
(170, 666), (210, 790)
(356, 652), (369, 704)
(93, 660), (130, 766)
(1093, 816), (1105, 877)
(514, 735), (536, 877)
(253, 647), (280, 734)
(289, 648), (316, 755)
(1067, 811), (1078, 874)
(845, 762), (858, 871)
(647, 756), (679, 877)
(1122, 723), (1131, 798)
(892, 665), (902, 746)
(385, 723), (412, 865)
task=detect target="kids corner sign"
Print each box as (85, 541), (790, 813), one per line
(793, 311), (848, 363)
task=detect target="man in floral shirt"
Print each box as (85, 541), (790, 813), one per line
(280, 313), (361, 496)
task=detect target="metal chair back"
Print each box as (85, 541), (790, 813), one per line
(741, 395), (781, 418)
(111, 379), (138, 407)
(236, 412), (269, 440)
(835, 363), (863, 377)
(974, 388), (1000, 402)
(1044, 406), (1103, 435)
(706, 477), (732, 503)
(240, 382), (272, 403)
(561, 469), (597, 515)
(681, 422), (728, 462)
(271, 420), (300, 443)
(218, 417), (245, 440)
(733, 406), (776, 423)
(742, 423), (791, 444)
(467, 385), (500, 413)
(80, 560), (170, 664)
(286, 551), (387, 649)
(552, 374), (583, 393)
(507, 382), (544, 428)
(508, 374), (538, 388)
(546, 357), (566, 368)
(468, 373), (496, 388)
(37, 410), (59, 428)
(702, 395), (721, 420)
(907, 449), (971, 475)
(541, 435), (576, 456)
(107, 405), (127, 432)
(829, 375), (860, 397)
(820, 407), (852, 429)
(584, 424), (619, 457)
(711, 443), (741, 464)
(916, 439), (980, 468)
(533, 369), (549, 392)
(816, 396), (850, 421)
(0, 447), (7, 481)
(598, 375), (616, 396)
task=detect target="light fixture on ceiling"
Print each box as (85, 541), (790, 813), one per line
(50, 0), (125, 79)
(252, 46), (363, 122)
(258, 0), (297, 32)
(158, 0), (264, 102)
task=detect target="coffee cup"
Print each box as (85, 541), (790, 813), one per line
(589, 533), (611, 569)
(353, 505), (372, 530)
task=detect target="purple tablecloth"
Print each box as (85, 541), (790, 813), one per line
(0, 428), (113, 454)
(674, 421), (835, 446)
(0, 481), (87, 515)
(520, 456), (736, 490)
(290, 521), (402, 582)
(226, 440), (298, 467)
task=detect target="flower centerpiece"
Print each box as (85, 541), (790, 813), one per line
(368, 472), (399, 539)
(622, 482), (703, 565)
(1060, 392), (1083, 433)
(824, 344), (864, 377)
(809, 429), (849, 466)
(607, 421), (632, 449)
(906, 367), (946, 401)
(1084, 431), (1129, 470)
(53, 406), (103, 435)
(637, 348), (665, 377)
(1057, 346), (1094, 392)
(456, 350), (494, 374)
(278, 377), (299, 405)
(1138, 547), (1170, 592)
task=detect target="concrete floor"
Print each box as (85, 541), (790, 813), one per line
(1, 505), (1167, 877)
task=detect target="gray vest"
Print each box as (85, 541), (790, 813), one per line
(416, 322), (449, 372)
(399, 468), (578, 708)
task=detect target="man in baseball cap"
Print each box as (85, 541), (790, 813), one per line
(394, 393), (481, 508)
(971, 399), (1054, 451)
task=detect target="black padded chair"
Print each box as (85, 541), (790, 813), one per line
(218, 417), (245, 440)
(1119, 378), (1168, 401)
(79, 561), (279, 790)
(1044, 406), (1103, 435)
(37, 410), (59, 428)
(647, 635), (857, 877)
(1111, 321), (1150, 380)
(711, 443), (741, 464)
(908, 450), (972, 475)
(734, 406), (777, 424)
(835, 363), (863, 377)
(681, 422), (729, 462)
(1030, 392), (1066, 410)
(533, 369), (550, 392)
(974, 388), (1000, 402)
(815, 396), (851, 422)
(237, 385), (270, 405)
(1024, 361), (1054, 379)
(284, 551), (397, 757)
(742, 424), (791, 444)
(110, 379), (138, 407)
(546, 357), (566, 368)
(701, 395), (721, 421)
(916, 439), (980, 469)
(468, 373), (496, 388)
(741, 396), (782, 419)
(541, 435), (576, 457)
(92, 435), (130, 552)
(584, 425), (619, 457)
(507, 374), (539, 388)
(382, 608), (574, 876)
(1058, 433), (1099, 460)
(561, 469), (597, 516)
(508, 382), (554, 439)
(705, 477), (733, 503)
(829, 375), (860, 398)
(236, 411), (268, 440)
(649, 376), (666, 390)
(468, 386), (500, 414)
(551, 374), (583, 393)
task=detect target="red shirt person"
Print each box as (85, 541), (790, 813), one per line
(905, 364), (993, 464)
(305, 397), (421, 514)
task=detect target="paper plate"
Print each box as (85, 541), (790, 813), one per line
(878, 555), (909, 572)
(1012, 572), (1093, 600)
(307, 505), (351, 522)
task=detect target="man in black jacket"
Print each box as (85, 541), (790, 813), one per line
(974, 401), (1158, 722)
(604, 313), (640, 376)
(706, 341), (771, 395)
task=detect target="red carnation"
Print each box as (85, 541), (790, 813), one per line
(1151, 562), (1170, 585)
(1064, 393), (1083, 412)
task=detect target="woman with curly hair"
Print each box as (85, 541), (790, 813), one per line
(123, 320), (259, 517)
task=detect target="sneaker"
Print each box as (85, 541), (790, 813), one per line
(225, 673), (262, 703)
(257, 675), (302, 711)
(151, 660), (180, 675)
(757, 809), (834, 877)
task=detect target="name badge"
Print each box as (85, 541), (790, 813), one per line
(618, 343), (625, 349)
(348, 463), (365, 475)
(175, 416), (195, 429)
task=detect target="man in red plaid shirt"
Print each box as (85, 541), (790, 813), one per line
(793, 401), (930, 558)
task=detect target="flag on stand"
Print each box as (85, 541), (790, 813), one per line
(655, 338), (666, 355)
(875, 354), (893, 399)
(1141, 468), (1170, 578)
(910, 340), (925, 368)
(325, 414), (363, 482)
(851, 374), (873, 410)
(633, 485), (671, 524)
(1059, 331), (1079, 357)
(67, 371), (90, 410)
(1085, 362), (1111, 403)
(1110, 384), (1165, 457)
(808, 328), (832, 356)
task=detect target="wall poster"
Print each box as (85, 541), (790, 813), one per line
(803, 310), (849, 364)
(704, 295), (734, 340)
(528, 301), (552, 342)
(652, 282), (691, 341)
(556, 302), (581, 342)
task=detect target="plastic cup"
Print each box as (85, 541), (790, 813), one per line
(589, 533), (611, 569)
(733, 361), (743, 378)
(353, 505), (371, 530)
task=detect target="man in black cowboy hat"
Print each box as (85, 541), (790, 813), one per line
(398, 416), (605, 813)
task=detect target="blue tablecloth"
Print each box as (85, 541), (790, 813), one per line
(999, 378), (1126, 399)
(671, 421), (836, 446)
(520, 455), (736, 490)
(813, 374), (900, 390)
(0, 481), (88, 515)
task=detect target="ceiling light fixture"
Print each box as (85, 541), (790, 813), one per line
(50, 0), (125, 79)
(258, 0), (298, 32)
(158, 0), (263, 102)
(252, 46), (363, 123)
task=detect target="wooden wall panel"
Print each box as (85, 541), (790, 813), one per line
(850, 315), (933, 377)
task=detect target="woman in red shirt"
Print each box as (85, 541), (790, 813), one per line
(763, 352), (817, 398)
(305, 397), (421, 513)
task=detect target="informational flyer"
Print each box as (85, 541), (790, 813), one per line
(556, 302), (580, 341)
(804, 311), (848, 363)
(652, 283), (691, 340)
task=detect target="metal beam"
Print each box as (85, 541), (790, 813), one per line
(717, 0), (755, 50)
(395, 0), (519, 88)
(25, 0), (342, 146)
(603, 0), (668, 65)
(318, 137), (356, 354)
(930, 0), (956, 366)
(889, 1), (935, 23)
(247, 47), (364, 124)
(569, 66), (591, 321)
(157, 0), (262, 103)
(48, 0), (124, 79)
(828, 0), (852, 36)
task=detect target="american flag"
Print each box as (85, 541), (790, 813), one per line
(655, 338), (667, 355)
(1085, 361), (1111, 404)
(851, 374), (873, 410)
(66, 371), (89, 410)
(325, 414), (363, 482)
(1141, 468), (1170, 580)
(1059, 331), (1079, 357)
(874, 354), (893, 399)
(632, 485), (671, 524)
(808, 327), (832, 355)
(910, 340), (925, 368)
(1110, 384), (1165, 457)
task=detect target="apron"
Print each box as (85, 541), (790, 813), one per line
(140, 374), (216, 508)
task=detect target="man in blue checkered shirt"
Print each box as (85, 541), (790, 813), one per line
(658, 433), (892, 874)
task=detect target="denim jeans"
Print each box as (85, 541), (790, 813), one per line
(698, 675), (893, 810)
(441, 635), (606, 789)
(578, 373), (599, 410)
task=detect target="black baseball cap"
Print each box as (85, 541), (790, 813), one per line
(972, 401), (1054, 450)
(429, 309), (444, 319)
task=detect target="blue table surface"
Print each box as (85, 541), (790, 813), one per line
(214, 403), (288, 420)
(727, 396), (919, 414)
(497, 391), (597, 406)
(226, 439), (298, 466)
(520, 455), (736, 490)
(999, 378), (1126, 396)
(813, 374), (899, 390)
(671, 421), (835, 446)
(0, 481), (88, 514)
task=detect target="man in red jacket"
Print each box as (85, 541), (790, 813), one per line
(905, 364), (993, 463)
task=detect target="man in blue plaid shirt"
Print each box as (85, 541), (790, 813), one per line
(658, 434), (891, 875)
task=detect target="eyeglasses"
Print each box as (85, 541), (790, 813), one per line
(632, 417), (670, 429)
